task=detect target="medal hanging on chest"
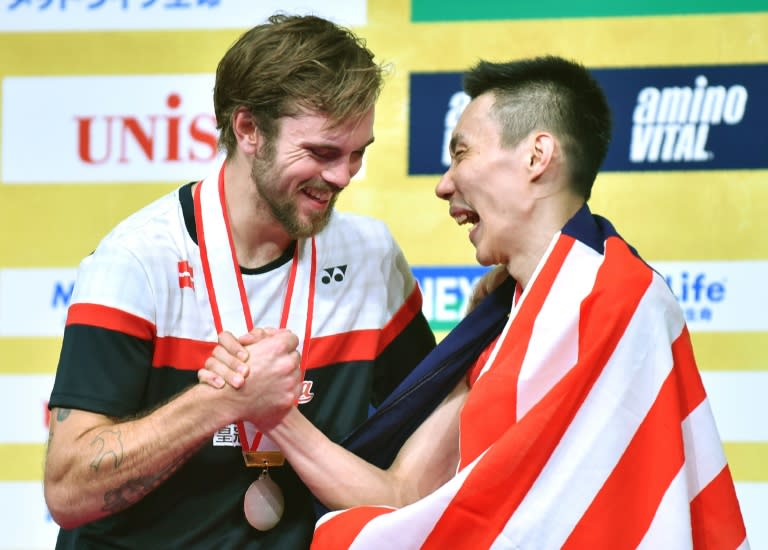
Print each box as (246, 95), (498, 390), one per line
(195, 161), (316, 530)
(243, 468), (285, 531)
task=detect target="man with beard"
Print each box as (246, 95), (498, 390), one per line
(43, 14), (435, 549)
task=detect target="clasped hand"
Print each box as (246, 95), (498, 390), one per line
(199, 328), (302, 430)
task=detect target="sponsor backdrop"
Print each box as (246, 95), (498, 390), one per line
(1, 0), (766, 547)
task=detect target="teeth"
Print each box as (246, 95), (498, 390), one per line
(453, 207), (480, 226)
(304, 188), (329, 202)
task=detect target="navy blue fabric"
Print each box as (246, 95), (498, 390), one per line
(563, 204), (639, 259)
(311, 276), (515, 517)
(341, 276), (515, 466)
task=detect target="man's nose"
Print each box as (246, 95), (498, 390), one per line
(321, 158), (353, 189)
(435, 169), (454, 200)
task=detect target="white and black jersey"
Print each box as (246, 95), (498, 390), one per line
(49, 182), (435, 549)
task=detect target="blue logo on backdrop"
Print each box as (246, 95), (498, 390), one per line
(412, 265), (490, 331)
(664, 270), (726, 324)
(51, 280), (75, 309)
(408, 64), (768, 174)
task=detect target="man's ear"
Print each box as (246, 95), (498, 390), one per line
(527, 132), (555, 180)
(232, 107), (262, 155)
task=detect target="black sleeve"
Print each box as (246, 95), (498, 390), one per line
(49, 324), (153, 417)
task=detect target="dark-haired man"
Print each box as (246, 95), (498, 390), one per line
(205, 55), (748, 549)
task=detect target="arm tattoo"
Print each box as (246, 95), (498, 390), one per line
(101, 450), (196, 515)
(90, 429), (125, 471)
(47, 408), (71, 444)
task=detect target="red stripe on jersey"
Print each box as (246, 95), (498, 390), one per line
(377, 284), (424, 354)
(66, 303), (155, 341)
(305, 330), (380, 369)
(152, 331), (381, 372)
(152, 335), (216, 371)
(312, 507), (394, 550)
(691, 466), (748, 548)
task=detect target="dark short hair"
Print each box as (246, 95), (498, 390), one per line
(214, 14), (385, 157)
(464, 56), (612, 200)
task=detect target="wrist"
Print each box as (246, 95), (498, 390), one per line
(188, 383), (240, 431)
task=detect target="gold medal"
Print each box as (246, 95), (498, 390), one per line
(244, 469), (285, 531)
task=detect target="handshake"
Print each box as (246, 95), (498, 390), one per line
(198, 328), (303, 431)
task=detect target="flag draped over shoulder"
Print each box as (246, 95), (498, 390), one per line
(312, 205), (749, 550)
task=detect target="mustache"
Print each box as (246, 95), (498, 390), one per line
(300, 179), (342, 194)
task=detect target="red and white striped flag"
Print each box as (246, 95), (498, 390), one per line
(312, 210), (749, 549)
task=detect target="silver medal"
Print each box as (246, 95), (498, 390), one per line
(244, 469), (285, 531)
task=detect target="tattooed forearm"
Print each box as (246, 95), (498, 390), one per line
(101, 450), (196, 515)
(90, 429), (125, 471)
(47, 408), (71, 445)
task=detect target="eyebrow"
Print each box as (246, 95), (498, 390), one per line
(449, 133), (462, 156)
(360, 136), (375, 150)
(309, 136), (375, 153)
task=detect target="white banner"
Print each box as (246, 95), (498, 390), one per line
(0, 369), (764, 445)
(3, 262), (768, 337)
(701, 371), (768, 441)
(0, 482), (60, 549)
(0, 0), (367, 32)
(2, 75), (221, 184)
(0, 269), (75, 337)
(651, 260), (768, 332)
(0, 375), (54, 444)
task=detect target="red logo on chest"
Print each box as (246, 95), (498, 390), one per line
(178, 260), (194, 289)
(298, 380), (315, 404)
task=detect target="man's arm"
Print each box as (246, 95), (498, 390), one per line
(266, 379), (467, 511)
(44, 330), (301, 529)
(45, 385), (230, 529)
(201, 331), (467, 510)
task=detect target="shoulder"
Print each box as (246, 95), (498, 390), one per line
(74, 187), (186, 295)
(600, 235), (685, 331)
(326, 210), (392, 236)
(319, 211), (397, 251)
(99, 187), (184, 251)
(79, 186), (190, 276)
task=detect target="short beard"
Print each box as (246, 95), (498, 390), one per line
(250, 148), (336, 239)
